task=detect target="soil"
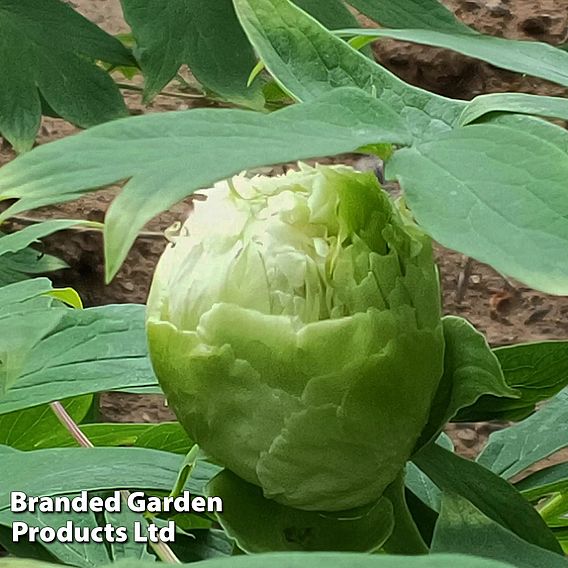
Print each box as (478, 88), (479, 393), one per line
(1, 0), (567, 459)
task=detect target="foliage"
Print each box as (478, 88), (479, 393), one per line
(0, 0), (132, 152)
(0, 0), (568, 566)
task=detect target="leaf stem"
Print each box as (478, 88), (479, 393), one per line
(49, 401), (181, 564)
(538, 492), (568, 522)
(382, 473), (429, 555)
(50, 401), (94, 448)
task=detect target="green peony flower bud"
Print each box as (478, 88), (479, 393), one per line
(146, 163), (444, 512)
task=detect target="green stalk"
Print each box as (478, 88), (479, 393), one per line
(50, 401), (181, 564)
(538, 492), (568, 522)
(382, 472), (429, 555)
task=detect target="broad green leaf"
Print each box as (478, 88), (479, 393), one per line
(517, 463), (568, 502)
(120, 0), (365, 107)
(114, 385), (164, 395)
(35, 421), (191, 453)
(461, 106), (568, 156)
(0, 0), (132, 152)
(0, 248), (67, 287)
(477, 389), (568, 480)
(167, 528), (233, 561)
(345, 0), (473, 33)
(417, 316), (515, 448)
(33, 423), (154, 449)
(0, 527), (58, 565)
(0, 396), (92, 450)
(0, 220), (102, 256)
(44, 287), (83, 309)
(413, 442), (562, 554)
(0, 307), (66, 398)
(403, 491), (438, 549)
(387, 123), (568, 295)
(170, 446), (201, 500)
(381, 474), (429, 555)
(208, 470), (394, 552)
(105, 507), (155, 563)
(134, 422), (192, 454)
(539, 493), (568, 527)
(406, 434), (453, 512)
(338, 28), (568, 90)
(0, 277), (54, 306)
(0, 445), (221, 510)
(0, 304), (159, 414)
(457, 341), (568, 422)
(0, 222), (82, 286)
(0, 88), (411, 280)
(432, 493), (567, 567)
(0, 508), (112, 568)
(0, 552), (522, 568)
(460, 93), (568, 126)
(120, 0), (263, 108)
(233, 0), (465, 139)
(294, 0), (363, 30)
(0, 492), (153, 566)
(556, 527), (568, 554)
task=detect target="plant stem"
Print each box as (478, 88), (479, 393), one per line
(382, 473), (429, 555)
(538, 492), (568, 522)
(50, 401), (181, 564)
(50, 401), (94, 448)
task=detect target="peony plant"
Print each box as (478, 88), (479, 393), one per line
(146, 163), (446, 513)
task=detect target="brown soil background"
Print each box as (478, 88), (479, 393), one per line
(1, 0), (568, 458)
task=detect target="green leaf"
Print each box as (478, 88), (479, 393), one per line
(0, 220), (102, 256)
(44, 287), (83, 309)
(105, 506), (155, 563)
(0, 305), (66, 398)
(0, 277), (54, 306)
(0, 506), (115, 568)
(134, 422), (192, 454)
(387, 123), (568, 295)
(0, 396), (92, 450)
(555, 527), (568, 554)
(120, 0), (263, 107)
(167, 528), (233, 562)
(417, 316), (515, 448)
(477, 389), (568, 480)
(0, 0), (131, 152)
(457, 341), (568, 422)
(233, 0), (465, 139)
(337, 28), (568, 89)
(0, 445), (221, 510)
(0, 552), (524, 568)
(0, 221), (89, 286)
(345, 0), (473, 33)
(0, 248), (67, 286)
(0, 304), (159, 414)
(460, 93), (568, 126)
(0, 527), (58, 565)
(293, 0), (363, 30)
(517, 463), (568, 502)
(406, 434), (453, 512)
(0, 492), (153, 566)
(37, 421), (192, 454)
(412, 442), (562, 554)
(33, 423), (155, 449)
(170, 446), (201, 500)
(0, 88), (411, 280)
(432, 493), (567, 567)
(208, 469), (394, 552)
